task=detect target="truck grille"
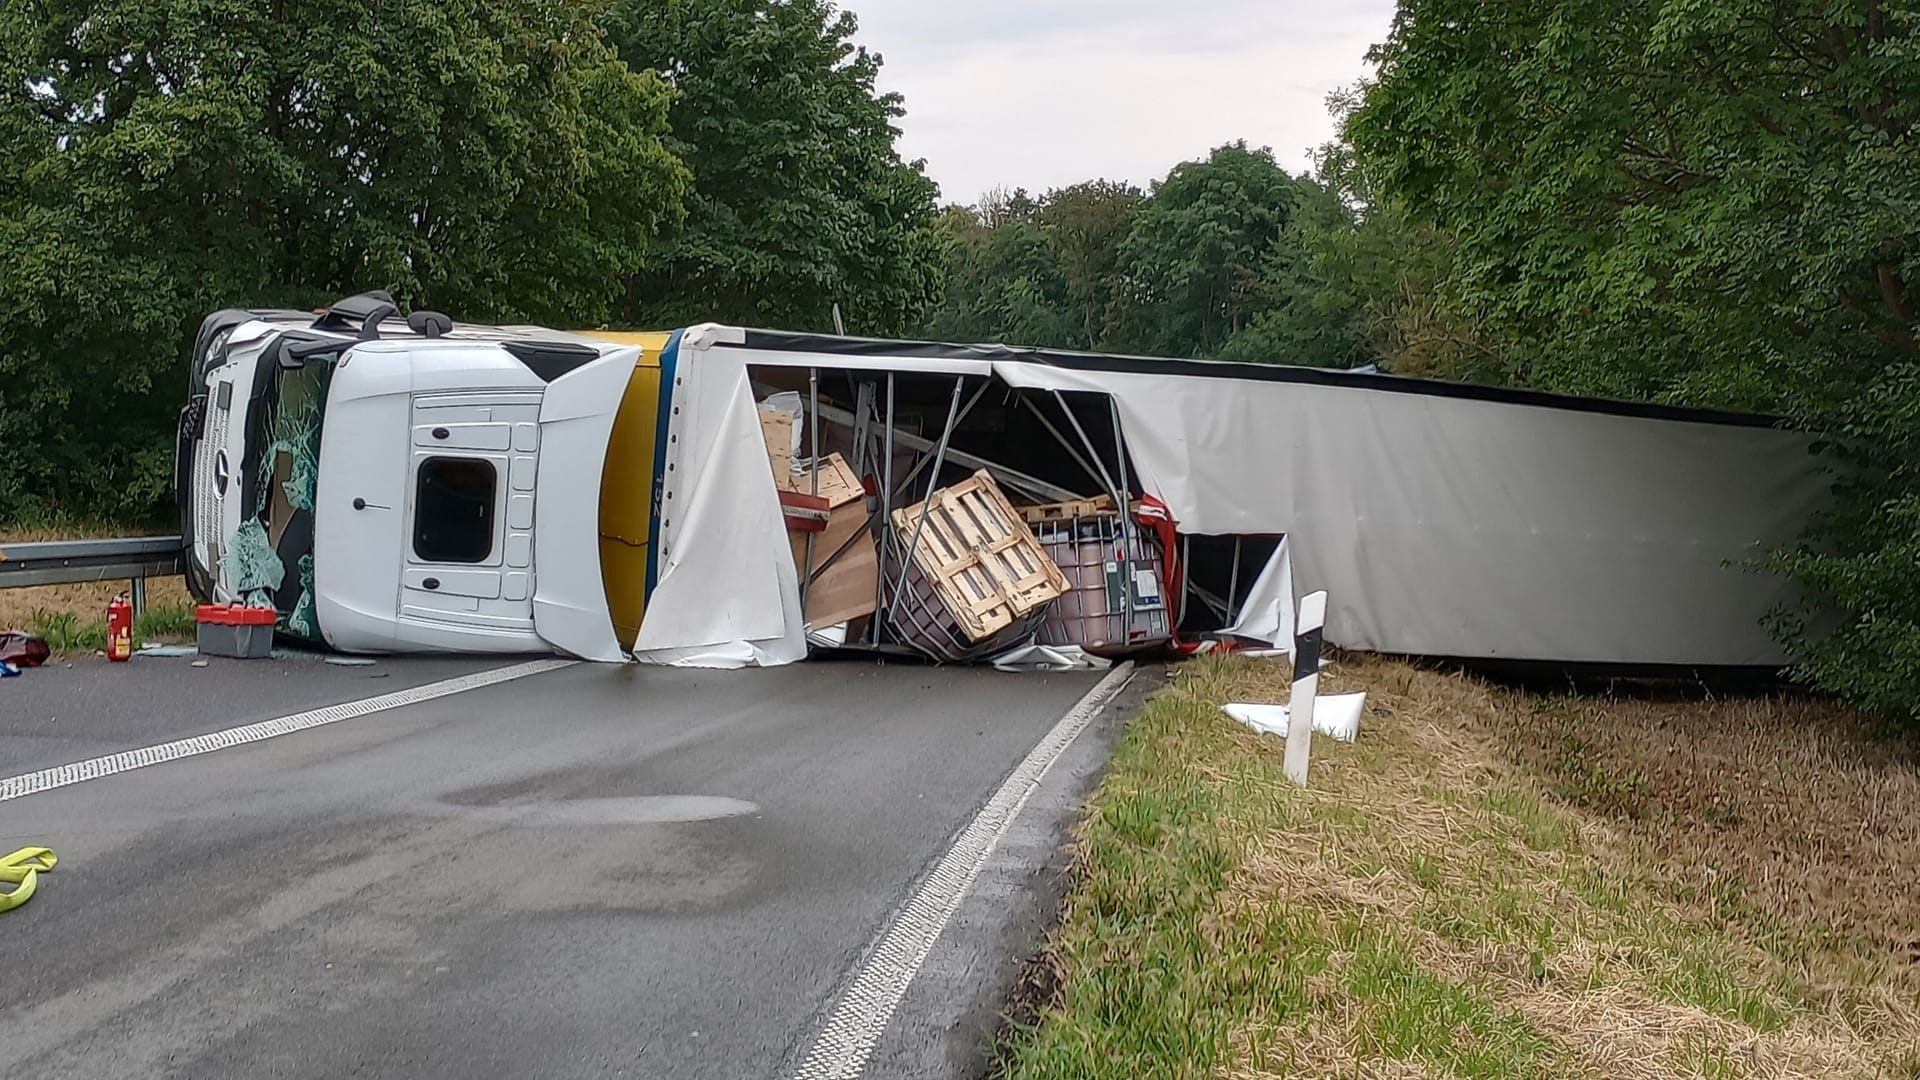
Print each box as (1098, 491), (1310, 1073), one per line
(193, 394), (230, 575)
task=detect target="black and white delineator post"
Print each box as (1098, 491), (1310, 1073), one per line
(1285, 590), (1328, 786)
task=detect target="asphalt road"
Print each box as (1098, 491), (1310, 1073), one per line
(0, 649), (505, 774)
(0, 655), (1136, 1080)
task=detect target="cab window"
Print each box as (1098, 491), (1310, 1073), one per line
(414, 457), (496, 563)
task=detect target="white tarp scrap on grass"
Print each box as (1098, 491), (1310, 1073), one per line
(1224, 695), (1367, 743)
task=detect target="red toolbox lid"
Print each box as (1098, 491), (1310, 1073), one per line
(196, 603), (278, 626)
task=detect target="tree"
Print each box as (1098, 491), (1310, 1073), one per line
(605, 0), (943, 335)
(1038, 180), (1145, 350)
(977, 185), (1043, 229)
(1347, 0), (1920, 718)
(1112, 142), (1300, 357)
(0, 0), (686, 524)
(1219, 177), (1371, 368)
(917, 202), (1078, 347)
(1224, 100), (1495, 375)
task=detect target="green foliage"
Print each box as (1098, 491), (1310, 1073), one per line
(918, 193), (1084, 348)
(26, 610), (105, 655)
(605, 0), (944, 335)
(1112, 142), (1300, 356)
(1220, 179), (1487, 374)
(135, 602), (197, 644)
(1040, 180), (1146, 350)
(922, 144), (1312, 360)
(915, 139), (1463, 371)
(1346, 0), (1920, 719)
(0, 0), (687, 526)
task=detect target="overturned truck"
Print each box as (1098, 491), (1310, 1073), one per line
(176, 295), (1827, 670)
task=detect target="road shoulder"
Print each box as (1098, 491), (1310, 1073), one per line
(856, 665), (1164, 1080)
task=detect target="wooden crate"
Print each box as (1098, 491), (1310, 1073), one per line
(889, 470), (1070, 642)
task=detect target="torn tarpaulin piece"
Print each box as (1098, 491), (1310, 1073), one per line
(219, 517), (285, 606)
(1220, 538), (1295, 653)
(990, 644), (1111, 671)
(1223, 693), (1365, 743)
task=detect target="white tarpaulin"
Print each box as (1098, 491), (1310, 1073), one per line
(1220, 538), (1295, 653)
(1224, 695), (1367, 743)
(629, 338), (808, 668)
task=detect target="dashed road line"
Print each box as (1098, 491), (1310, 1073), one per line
(0, 658), (576, 803)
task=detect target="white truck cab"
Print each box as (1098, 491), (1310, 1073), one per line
(178, 292), (646, 660)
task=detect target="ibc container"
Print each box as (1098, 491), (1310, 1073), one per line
(1033, 515), (1170, 657)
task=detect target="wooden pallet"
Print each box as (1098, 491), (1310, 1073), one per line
(890, 470), (1070, 642)
(1017, 494), (1116, 524)
(782, 452), (863, 508)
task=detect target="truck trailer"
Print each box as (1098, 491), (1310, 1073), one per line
(176, 293), (1829, 670)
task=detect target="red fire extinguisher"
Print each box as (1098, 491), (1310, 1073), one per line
(106, 593), (133, 662)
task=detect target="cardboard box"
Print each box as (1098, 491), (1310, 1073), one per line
(791, 503), (878, 628)
(786, 455), (877, 628)
(266, 450), (296, 546)
(759, 408), (795, 485)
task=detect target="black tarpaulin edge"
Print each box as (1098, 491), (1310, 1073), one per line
(733, 328), (1789, 431)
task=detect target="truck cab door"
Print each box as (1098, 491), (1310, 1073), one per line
(529, 344), (646, 661)
(399, 395), (543, 633)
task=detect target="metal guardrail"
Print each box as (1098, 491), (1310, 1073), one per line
(0, 536), (186, 614)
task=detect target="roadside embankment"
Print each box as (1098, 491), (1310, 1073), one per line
(1000, 654), (1920, 1079)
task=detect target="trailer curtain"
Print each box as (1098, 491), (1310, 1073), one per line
(992, 362), (1826, 666)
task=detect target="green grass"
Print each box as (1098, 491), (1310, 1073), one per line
(136, 602), (197, 642)
(26, 601), (198, 655)
(997, 656), (1909, 1080)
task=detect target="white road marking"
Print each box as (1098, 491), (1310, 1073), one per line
(0, 658), (576, 803)
(791, 662), (1137, 1080)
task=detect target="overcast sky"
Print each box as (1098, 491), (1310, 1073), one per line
(847, 0), (1398, 206)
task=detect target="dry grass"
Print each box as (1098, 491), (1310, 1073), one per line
(1496, 689), (1920, 985)
(999, 654), (1920, 1080)
(0, 526), (195, 641)
(0, 576), (196, 631)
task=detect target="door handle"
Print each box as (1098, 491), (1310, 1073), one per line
(351, 498), (392, 511)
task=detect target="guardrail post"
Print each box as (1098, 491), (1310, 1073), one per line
(131, 576), (147, 620)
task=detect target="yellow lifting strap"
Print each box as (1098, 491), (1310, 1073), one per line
(0, 847), (56, 913)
